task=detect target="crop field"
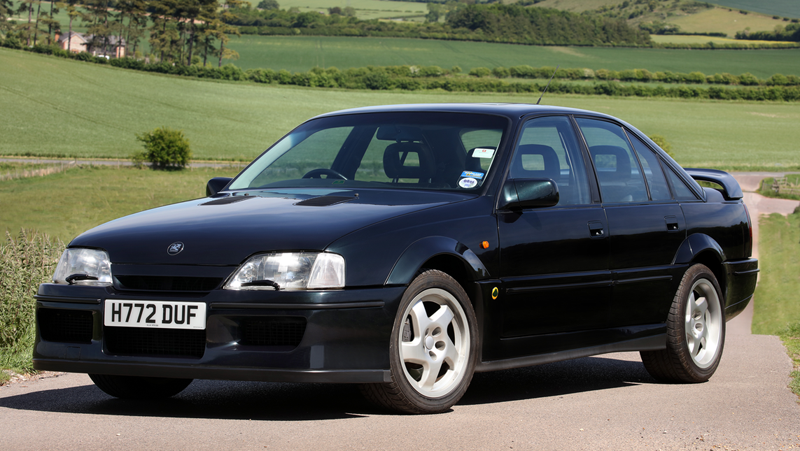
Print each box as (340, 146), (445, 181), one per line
(710, 0), (800, 19)
(666, 7), (790, 36)
(649, 34), (795, 45)
(227, 35), (800, 77)
(272, 0), (427, 21)
(2, 47), (800, 167)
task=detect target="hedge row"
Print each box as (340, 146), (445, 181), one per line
(4, 43), (800, 102)
(244, 67), (800, 101)
(470, 65), (800, 86)
(233, 25), (800, 50)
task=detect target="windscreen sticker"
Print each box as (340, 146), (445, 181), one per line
(460, 171), (484, 179)
(458, 177), (478, 189)
(472, 148), (495, 159)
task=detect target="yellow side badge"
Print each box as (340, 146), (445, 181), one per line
(491, 287), (499, 300)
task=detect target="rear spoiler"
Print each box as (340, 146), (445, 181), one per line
(684, 168), (743, 200)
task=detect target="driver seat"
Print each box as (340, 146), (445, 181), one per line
(383, 142), (436, 184)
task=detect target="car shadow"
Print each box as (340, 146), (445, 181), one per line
(461, 355), (656, 406)
(0, 355), (655, 420)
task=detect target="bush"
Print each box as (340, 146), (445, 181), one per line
(133, 127), (192, 169)
(0, 231), (64, 372)
(648, 134), (674, 158)
(468, 67), (491, 78)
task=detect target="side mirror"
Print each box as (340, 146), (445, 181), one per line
(206, 177), (233, 197)
(498, 179), (559, 210)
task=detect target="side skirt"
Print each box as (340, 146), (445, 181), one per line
(476, 333), (666, 373)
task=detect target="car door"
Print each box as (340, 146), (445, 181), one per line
(575, 117), (686, 327)
(497, 116), (612, 347)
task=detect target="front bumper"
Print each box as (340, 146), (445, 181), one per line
(33, 283), (405, 383)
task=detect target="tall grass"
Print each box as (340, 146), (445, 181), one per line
(0, 230), (64, 374)
(752, 210), (800, 396)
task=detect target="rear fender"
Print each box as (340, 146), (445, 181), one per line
(673, 233), (726, 266)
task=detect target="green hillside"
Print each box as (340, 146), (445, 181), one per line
(3, 47), (800, 170)
(227, 35), (800, 78)
(710, 0), (800, 19)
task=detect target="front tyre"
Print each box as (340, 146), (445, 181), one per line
(361, 269), (478, 414)
(641, 264), (725, 383)
(89, 374), (193, 399)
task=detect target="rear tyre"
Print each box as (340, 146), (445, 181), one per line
(89, 374), (193, 399)
(641, 264), (725, 383)
(360, 269), (477, 414)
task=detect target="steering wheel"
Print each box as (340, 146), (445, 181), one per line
(302, 168), (347, 180)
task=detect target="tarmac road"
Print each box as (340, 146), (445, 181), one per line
(1, 173), (799, 450)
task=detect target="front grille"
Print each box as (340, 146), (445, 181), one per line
(240, 317), (307, 347)
(104, 326), (206, 358)
(38, 308), (93, 343)
(115, 276), (223, 292)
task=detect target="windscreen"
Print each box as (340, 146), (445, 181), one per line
(229, 112), (508, 192)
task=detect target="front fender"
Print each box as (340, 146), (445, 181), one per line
(673, 233), (726, 265)
(385, 236), (489, 286)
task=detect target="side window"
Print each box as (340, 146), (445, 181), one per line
(511, 116), (590, 206)
(627, 132), (672, 201)
(666, 167), (699, 200)
(576, 118), (648, 203)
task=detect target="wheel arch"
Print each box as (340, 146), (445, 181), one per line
(673, 233), (727, 299)
(385, 236), (488, 306)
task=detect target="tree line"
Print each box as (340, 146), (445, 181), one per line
(224, 3), (652, 46)
(736, 23), (800, 42)
(0, 0), (243, 66)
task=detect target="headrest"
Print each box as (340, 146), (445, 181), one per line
(383, 142), (435, 181)
(591, 145), (631, 181)
(512, 144), (560, 179)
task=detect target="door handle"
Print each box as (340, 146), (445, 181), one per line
(665, 215), (680, 232)
(588, 221), (605, 237)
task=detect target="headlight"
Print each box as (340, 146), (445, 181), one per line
(224, 252), (345, 291)
(52, 248), (112, 286)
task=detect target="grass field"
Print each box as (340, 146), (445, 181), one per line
(273, 0), (427, 21)
(226, 35), (800, 77)
(666, 7), (790, 36)
(2, 47), (800, 168)
(525, 0), (621, 13)
(711, 0), (800, 19)
(752, 211), (800, 334)
(0, 165), (240, 241)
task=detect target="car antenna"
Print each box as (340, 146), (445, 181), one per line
(536, 65), (560, 105)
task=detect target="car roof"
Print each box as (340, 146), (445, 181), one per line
(312, 103), (614, 121)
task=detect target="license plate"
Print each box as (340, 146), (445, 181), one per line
(104, 300), (206, 330)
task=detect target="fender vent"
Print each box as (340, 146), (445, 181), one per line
(200, 196), (255, 206)
(295, 196), (354, 207)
